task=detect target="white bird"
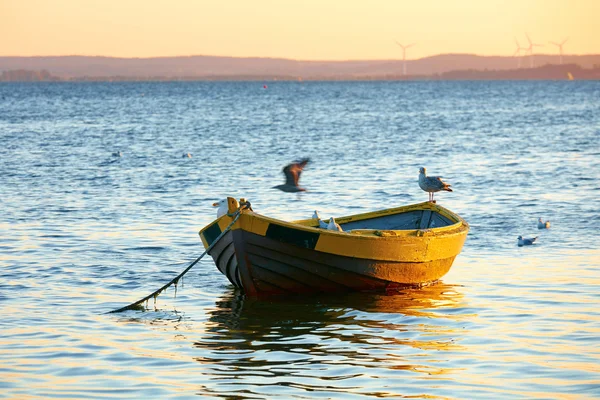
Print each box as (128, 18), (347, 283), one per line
(212, 199), (228, 218)
(327, 217), (343, 232)
(418, 167), (452, 202)
(313, 210), (328, 229)
(537, 218), (550, 229)
(518, 235), (538, 247)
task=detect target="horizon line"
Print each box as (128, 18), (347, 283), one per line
(1, 52), (599, 62)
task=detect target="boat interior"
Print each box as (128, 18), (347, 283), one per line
(294, 208), (457, 231)
(339, 209), (455, 230)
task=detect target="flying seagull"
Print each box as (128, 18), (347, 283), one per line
(273, 158), (310, 192)
(418, 167), (452, 202)
(517, 235), (538, 247)
(537, 218), (550, 229)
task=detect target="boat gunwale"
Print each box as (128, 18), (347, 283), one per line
(200, 201), (469, 242)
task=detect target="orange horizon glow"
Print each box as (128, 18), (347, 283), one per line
(1, 0), (598, 60)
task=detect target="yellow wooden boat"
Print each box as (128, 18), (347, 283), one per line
(199, 198), (469, 297)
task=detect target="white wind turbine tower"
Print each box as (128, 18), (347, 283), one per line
(549, 38), (569, 64)
(525, 33), (544, 68)
(512, 38), (527, 68)
(395, 41), (416, 76)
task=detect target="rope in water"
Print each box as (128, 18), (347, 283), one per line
(108, 208), (244, 313)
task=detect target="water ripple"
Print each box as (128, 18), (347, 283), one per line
(0, 81), (599, 399)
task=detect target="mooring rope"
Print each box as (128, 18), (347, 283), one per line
(108, 208), (244, 313)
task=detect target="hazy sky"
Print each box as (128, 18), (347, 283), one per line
(1, 0), (598, 60)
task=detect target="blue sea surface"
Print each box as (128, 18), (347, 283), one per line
(1, 81), (599, 399)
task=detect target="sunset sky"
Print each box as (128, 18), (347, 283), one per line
(1, 0), (598, 60)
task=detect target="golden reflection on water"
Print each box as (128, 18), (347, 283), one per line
(192, 283), (469, 383)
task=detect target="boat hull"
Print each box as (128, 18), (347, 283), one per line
(201, 201), (468, 297)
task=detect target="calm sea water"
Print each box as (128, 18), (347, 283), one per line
(1, 81), (599, 399)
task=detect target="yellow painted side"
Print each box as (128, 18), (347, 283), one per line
(313, 225), (467, 262)
(232, 212), (317, 235)
(425, 230), (468, 260)
(248, 215), (270, 236)
(314, 233), (429, 262)
(217, 216), (233, 232)
(369, 257), (455, 283)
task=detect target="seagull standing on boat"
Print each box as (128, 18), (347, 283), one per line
(517, 235), (538, 246)
(537, 218), (550, 229)
(327, 217), (343, 232)
(213, 199), (228, 218)
(418, 167), (452, 202)
(313, 210), (328, 229)
(273, 158), (310, 193)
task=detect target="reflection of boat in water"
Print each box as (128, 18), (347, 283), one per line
(199, 198), (469, 297)
(198, 283), (467, 353)
(191, 285), (468, 397)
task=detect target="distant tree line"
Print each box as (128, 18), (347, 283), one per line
(1, 64), (599, 82)
(0, 69), (62, 81)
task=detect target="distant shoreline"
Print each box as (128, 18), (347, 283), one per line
(1, 53), (599, 82)
(1, 64), (599, 82)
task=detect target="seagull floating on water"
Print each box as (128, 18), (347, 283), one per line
(327, 217), (343, 232)
(517, 235), (538, 247)
(537, 218), (550, 229)
(418, 167), (452, 202)
(213, 199), (228, 218)
(313, 210), (328, 229)
(112, 151), (122, 157)
(273, 158), (310, 193)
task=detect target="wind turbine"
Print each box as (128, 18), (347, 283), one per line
(512, 38), (527, 68)
(525, 33), (544, 68)
(394, 41), (416, 76)
(549, 38), (569, 64)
